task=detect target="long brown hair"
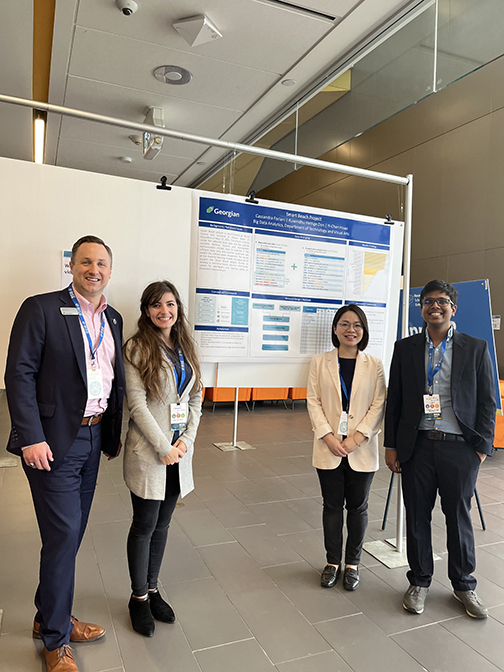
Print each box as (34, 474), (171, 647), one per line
(124, 281), (201, 401)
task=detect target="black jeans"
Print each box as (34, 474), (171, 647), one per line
(127, 464), (180, 596)
(317, 458), (375, 566)
(401, 434), (481, 591)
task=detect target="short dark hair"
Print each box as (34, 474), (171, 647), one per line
(420, 279), (458, 305)
(331, 304), (369, 351)
(71, 235), (113, 266)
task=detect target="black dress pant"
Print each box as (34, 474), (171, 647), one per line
(127, 464), (180, 596)
(401, 434), (481, 591)
(317, 458), (375, 566)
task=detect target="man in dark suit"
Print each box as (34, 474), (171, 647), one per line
(385, 279), (495, 619)
(5, 235), (125, 672)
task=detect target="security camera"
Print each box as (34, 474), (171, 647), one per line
(115, 0), (138, 16)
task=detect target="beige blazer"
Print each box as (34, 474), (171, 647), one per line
(307, 348), (386, 472)
(123, 342), (202, 500)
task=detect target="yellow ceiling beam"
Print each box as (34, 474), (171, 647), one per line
(33, 0), (56, 102)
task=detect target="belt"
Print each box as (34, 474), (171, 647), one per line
(419, 430), (465, 442)
(81, 413), (103, 426)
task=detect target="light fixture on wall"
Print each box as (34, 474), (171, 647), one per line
(33, 110), (47, 164)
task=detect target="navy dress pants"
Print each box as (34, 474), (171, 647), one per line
(23, 423), (102, 651)
(401, 434), (481, 591)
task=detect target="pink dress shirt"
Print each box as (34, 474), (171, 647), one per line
(73, 288), (116, 416)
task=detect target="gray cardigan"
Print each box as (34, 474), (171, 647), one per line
(123, 342), (202, 500)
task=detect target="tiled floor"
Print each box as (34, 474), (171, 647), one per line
(1, 394), (504, 672)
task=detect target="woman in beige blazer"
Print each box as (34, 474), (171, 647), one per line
(123, 281), (201, 637)
(307, 304), (385, 592)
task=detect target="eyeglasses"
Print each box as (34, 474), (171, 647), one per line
(422, 298), (453, 307)
(338, 321), (363, 330)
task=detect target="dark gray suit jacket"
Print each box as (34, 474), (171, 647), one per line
(384, 330), (496, 461)
(5, 288), (125, 462)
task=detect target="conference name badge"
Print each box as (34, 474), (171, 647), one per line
(87, 368), (103, 399)
(170, 402), (188, 432)
(337, 411), (348, 436)
(423, 393), (442, 419)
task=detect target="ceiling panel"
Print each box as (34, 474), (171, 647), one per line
(58, 117), (209, 161)
(62, 77), (242, 141)
(76, 0), (334, 71)
(56, 136), (193, 175)
(0, 0), (33, 162)
(69, 27), (280, 110)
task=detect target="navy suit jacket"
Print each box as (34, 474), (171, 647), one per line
(5, 288), (125, 462)
(384, 330), (496, 461)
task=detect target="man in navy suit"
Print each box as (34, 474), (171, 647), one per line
(5, 235), (125, 672)
(385, 279), (495, 619)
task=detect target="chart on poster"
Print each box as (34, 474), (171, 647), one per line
(191, 193), (404, 366)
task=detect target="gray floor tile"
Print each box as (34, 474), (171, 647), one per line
(248, 502), (313, 535)
(88, 492), (131, 525)
(316, 613), (427, 672)
(282, 474), (321, 497)
(0, 630), (45, 672)
(392, 622), (502, 672)
(264, 561), (360, 623)
(168, 576), (251, 650)
(281, 529), (326, 570)
(160, 520), (213, 585)
(230, 523), (303, 568)
(192, 475), (237, 501)
(175, 508), (235, 546)
(223, 479), (278, 505)
(276, 650), (354, 672)
(282, 497), (323, 530)
(204, 495), (262, 529)
(441, 612), (504, 670)
(336, 568), (461, 635)
(194, 638), (275, 672)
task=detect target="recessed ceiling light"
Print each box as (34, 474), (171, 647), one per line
(119, 156), (133, 163)
(196, 161), (207, 165)
(129, 134), (142, 146)
(153, 65), (192, 85)
(282, 79), (296, 87)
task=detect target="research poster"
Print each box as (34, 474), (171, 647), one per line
(191, 194), (404, 365)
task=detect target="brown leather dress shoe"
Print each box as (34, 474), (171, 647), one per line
(43, 645), (79, 671)
(34, 616), (105, 642)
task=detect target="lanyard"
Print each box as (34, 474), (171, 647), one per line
(163, 346), (186, 394)
(427, 335), (447, 393)
(338, 357), (352, 412)
(68, 283), (105, 365)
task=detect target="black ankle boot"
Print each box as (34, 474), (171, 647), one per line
(149, 590), (176, 623)
(128, 596), (155, 637)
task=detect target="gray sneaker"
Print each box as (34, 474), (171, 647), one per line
(403, 585), (429, 614)
(453, 590), (488, 619)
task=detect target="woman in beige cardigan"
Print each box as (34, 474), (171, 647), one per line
(307, 304), (385, 591)
(123, 281), (201, 637)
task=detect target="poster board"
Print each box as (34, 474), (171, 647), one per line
(402, 280), (501, 411)
(190, 192), (404, 386)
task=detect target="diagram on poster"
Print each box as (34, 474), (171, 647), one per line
(192, 195), (403, 364)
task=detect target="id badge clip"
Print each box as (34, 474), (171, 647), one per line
(337, 411), (348, 436)
(87, 367), (103, 399)
(423, 393), (442, 420)
(170, 402), (188, 432)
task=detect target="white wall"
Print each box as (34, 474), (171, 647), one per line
(0, 157), (195, 376)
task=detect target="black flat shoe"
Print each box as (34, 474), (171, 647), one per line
(321, 564), (341, 588)
(128, 596), (155, 637)
(343, 567), (359, 591)
(149, 590), (176, 623)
